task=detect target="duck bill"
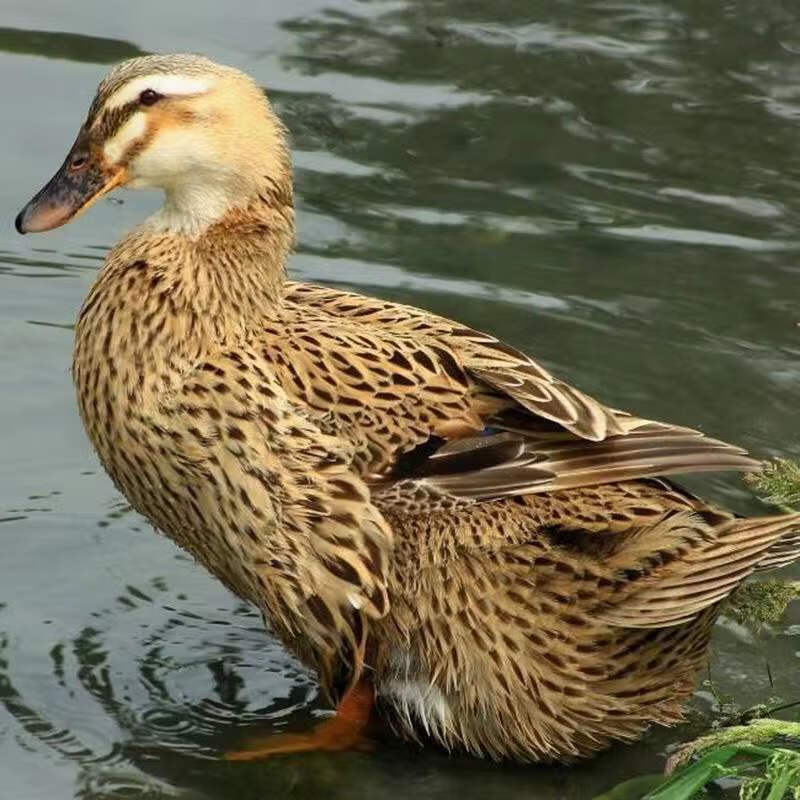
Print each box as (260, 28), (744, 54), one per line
(15, 130), (125, 234)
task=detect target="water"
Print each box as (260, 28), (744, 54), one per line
(1, 1), (800, 797)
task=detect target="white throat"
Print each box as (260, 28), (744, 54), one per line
(146, 182), (235, 237)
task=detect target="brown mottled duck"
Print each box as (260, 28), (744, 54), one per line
(15, 54), (800, 763)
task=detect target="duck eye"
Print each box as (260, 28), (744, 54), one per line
(139, 89), (162, 106)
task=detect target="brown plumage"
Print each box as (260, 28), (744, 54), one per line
(16, 54), (800, 763)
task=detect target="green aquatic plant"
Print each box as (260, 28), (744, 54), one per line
(745, 459), (800, 512)
(594, 733), (800, 800)
(739, 748), (800, 799)
(725, 580), (800, 629)
(665, 720), (800, 773)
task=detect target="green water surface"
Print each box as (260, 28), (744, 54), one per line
(1, 1), (799, 797)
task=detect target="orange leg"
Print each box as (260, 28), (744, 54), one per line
(224, 680), (375, 760)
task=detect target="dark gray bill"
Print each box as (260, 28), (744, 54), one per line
(15, 129), (117, 234)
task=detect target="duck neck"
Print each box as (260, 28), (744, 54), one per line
(190, 187), (296, 319)
(149, 173), (295, 320)
(154, 181), (240, 237)
(75, 176), (295, 410)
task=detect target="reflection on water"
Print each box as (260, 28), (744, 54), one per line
(0, 27), (145, 64)
(1, 1), (800, 798)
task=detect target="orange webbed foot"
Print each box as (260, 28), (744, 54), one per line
(224, 680), (375, 760)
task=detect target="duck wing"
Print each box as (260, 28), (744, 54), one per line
(592, 510), (800, 628)
(285, 282), (627, 441)
(279, 284), (757, 509)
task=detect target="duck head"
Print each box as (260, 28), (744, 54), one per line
(15, 54), (291, 237)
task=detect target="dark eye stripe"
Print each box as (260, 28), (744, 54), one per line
(93, 100), (141, 143)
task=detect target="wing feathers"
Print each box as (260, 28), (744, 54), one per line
(285, 282), (631, 442)
(399, 428), (758, 502)
(470, 367), (624, 441)
(597, 512), (800, 628)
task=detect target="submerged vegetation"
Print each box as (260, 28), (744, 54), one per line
(596, 460), (800, 799)
(726, 581), (800, 629)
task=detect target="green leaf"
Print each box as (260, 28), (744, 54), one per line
(592, 775), (666, 800)
(643, 746), (768, 800)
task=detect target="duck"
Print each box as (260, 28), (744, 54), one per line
(15, 53), (800, 764)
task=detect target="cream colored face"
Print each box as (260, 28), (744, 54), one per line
(16, 71), (220, 233)
(99, 74), (221, 188)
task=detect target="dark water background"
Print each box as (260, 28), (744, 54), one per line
(1, 1), (800, 797)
